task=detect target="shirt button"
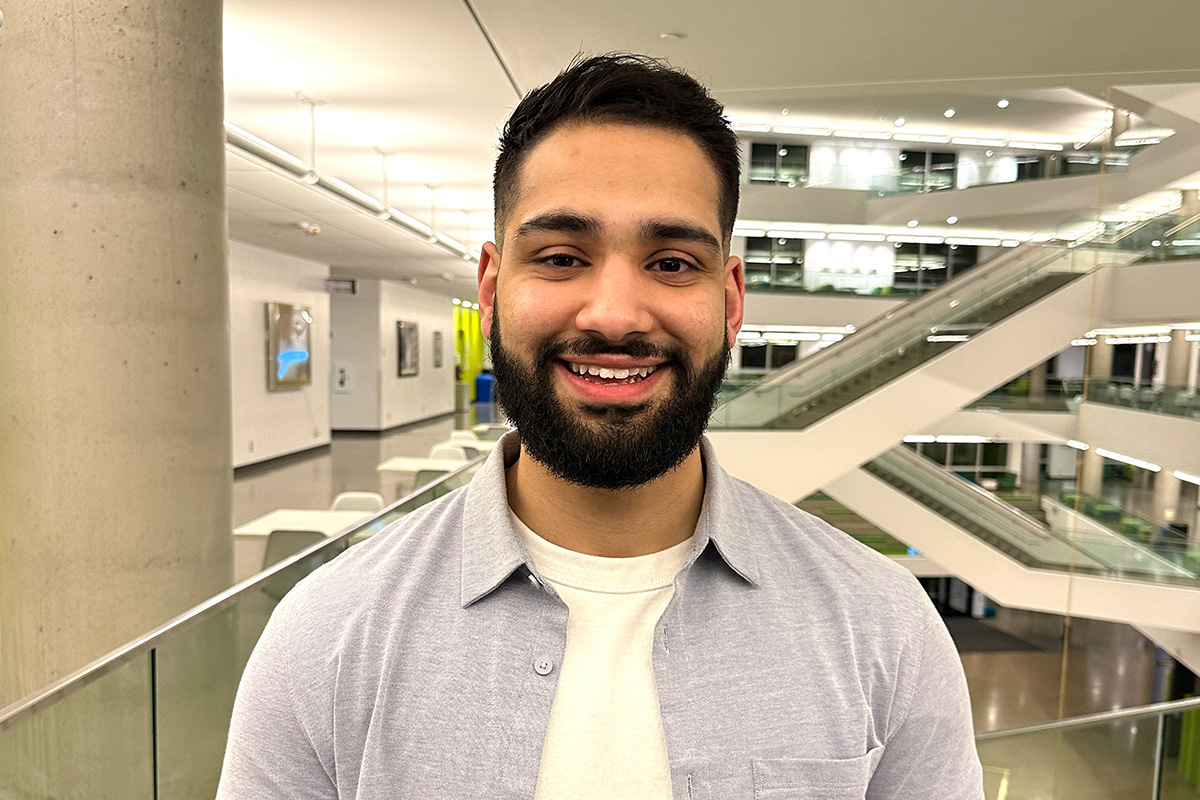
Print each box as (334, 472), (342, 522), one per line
(534, 657), (554, 676)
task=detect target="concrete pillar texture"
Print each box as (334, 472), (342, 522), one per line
(0, 1), (233, 796)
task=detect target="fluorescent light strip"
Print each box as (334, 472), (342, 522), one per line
(927, 335), (971, 343)
(951, 137), (1008, 147)
(1174, 470), (1200, 486)
(733, 228), (766, 238)
(828, 233), (886, 242)
(834, 130), (892, 140)
(935, 435), (991, 443)
(903, 435), (936, 443)
(1094, 447), (1161, 473)
(1008, 141), (1065, 151)
(893, 133), (952, 144)
(887, 235), (945, 245)
(946, 237), (1002, 247)
(1114, 137), (1162, 147)
(1001, 240), (1022, 248)
(772, 126), (832, 136)
(733, 124), (772, 133)
(1070, 338), (1098, 346)
(1067, 440), (1090, 450)
(766, 229), (827, 240)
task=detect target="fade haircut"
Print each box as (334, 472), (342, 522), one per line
(493, 53), (740, 250)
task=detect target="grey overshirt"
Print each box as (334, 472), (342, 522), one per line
(218, 434), (984, 798)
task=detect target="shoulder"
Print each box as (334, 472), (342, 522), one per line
(266, 485), (469, 655)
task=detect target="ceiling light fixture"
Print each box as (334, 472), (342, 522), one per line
(997, 99), (1010, 109)
(943, 108), (956, 118)
(894, 117), (906, 127)
(946, 216), (958, 224)
(780, 108), (789, 116)
(658, 31), (686, 40)
(1175, 470), (1200, 486)
(1094, 447), (1161, 473)
(1066, 440), (1089, 450)
(906, 219), (919, 228)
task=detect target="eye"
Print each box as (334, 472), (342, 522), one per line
(649, 256), (696, 274)
(538, 253), (585, 269)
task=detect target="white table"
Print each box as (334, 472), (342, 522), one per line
(233, 509), (373, 583)
(376, 456), (471, 474)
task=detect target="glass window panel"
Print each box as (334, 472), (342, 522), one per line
(777, 144), (808, 186)
(0, 655), (154, 799)
(922, 442), (948, 465)
(769, 345), (798, 369)
(749, 143), (778, 184)
(981, 442), (1008, 467)
(950, 442), (979, 466)
(740, 343), (767, 369)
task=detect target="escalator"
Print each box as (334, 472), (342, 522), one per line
(708, 241), (1133, 501)
(822, 446), (1200, 634)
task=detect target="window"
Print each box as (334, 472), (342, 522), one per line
(749, 143), (809, 186)
(744, 236), (806, 292)
(898, 150), (956, 192)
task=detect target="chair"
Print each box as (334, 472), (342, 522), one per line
(330, 491), (385, 512)
(414, 468), (451, 487)
(429, 443), (472, 461)
(261, 529), (333, 600)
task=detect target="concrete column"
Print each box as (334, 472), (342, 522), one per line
(0, 1), (233, 796)
(1029, 361), (1048, 398)
(1179, 481), (1200, 544)
(1080, 447), (1105, 497)
(1019, 442), (1041, 491)
(1167, 330), (1191, 388)
(1088, 340), (1114, 383)
(1153, 471), (1182, 528)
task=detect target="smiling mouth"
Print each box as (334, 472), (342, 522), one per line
(564, 361), (659, 385)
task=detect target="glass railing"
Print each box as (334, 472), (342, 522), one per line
(746, 147), (1140, 196)
(865, 446), (1200, 585)
(712, 241), (1104, 429)
(976, 696), (1200, 800)
(1085, 380), (1200, 420)
(967, 377), (1085, 412)
(0, 457), (485, 797)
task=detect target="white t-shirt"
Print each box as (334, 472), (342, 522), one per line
(510, 510), (693, 800)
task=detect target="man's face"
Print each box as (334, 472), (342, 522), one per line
(478, 123), (744, 490)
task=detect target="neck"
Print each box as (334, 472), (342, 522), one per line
(505, 442), (706, 557)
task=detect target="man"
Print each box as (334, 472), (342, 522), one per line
(218, 54), (983, 798)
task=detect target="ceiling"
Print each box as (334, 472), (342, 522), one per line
(222, 0), (1200, 296)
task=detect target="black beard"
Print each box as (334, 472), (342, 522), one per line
(489, 306), (730, 490)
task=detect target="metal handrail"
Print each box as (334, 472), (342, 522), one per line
(0, 454), (487, 733)
(975, 695), (1200, 741)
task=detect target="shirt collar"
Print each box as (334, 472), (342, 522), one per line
(460, 432), (760, 608)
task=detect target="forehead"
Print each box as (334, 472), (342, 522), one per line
(506, 123), (722, 240)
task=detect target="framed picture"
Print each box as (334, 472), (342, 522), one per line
(398, 321), (419, 377)
(266, 302), (313, 391)
(433, 331), (444, 368)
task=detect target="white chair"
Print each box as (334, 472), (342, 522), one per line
(330, 491), (385, 512)
(429, 443), (472, 461)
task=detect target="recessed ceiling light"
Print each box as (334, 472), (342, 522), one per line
(946, 216), (959, 224)
(658, 31), (686, 40)
(997, 99), (1010, 109)
(985, 149), (994, 157)
(907, 219), (919, 228)
(781, 108), (789, 116)
(944, 108), (956, 118)
(894, 117), (906, 127)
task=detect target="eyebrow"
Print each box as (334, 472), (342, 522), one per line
(512, 211), (722, 255)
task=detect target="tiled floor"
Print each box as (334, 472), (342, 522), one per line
(233, 412), (1200, 798)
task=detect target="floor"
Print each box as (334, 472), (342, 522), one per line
(232, 412), (1200, 799)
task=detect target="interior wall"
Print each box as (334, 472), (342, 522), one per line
(378, 281), (456, 429)
(229, 240), (331, 468)
(330, 279), (382, 430)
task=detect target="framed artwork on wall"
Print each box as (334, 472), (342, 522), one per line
(266, 302), (313, 391)
(433, 331), (444, 368)
(398, 321), (419, 377)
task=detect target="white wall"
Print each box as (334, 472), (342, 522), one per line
(229, 240), (331, 468)
(331, 277), (456, 431)
(742, 289), (903, 329)
(956, 153), (1018, 189)
(802, 239), (894, 292)
(1098, 258), (1200, 325)
(378, 281), (456, 429)
(809, 143), (899, 190)
(330, 280), (382, 430)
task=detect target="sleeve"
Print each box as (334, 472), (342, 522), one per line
(216, 597), (338, 800)
(866, 616), (984, 799)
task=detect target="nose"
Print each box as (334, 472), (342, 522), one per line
(573, 261), (655, 343)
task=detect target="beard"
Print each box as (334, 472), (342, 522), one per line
(488, 306), (730, 490)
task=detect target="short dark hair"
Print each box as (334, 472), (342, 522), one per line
(493, 53), (740, 249)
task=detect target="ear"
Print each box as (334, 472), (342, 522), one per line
(477, 241), (501, 338)
(724, 255), (745, 347)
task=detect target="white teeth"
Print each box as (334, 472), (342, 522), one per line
(567, 362), (658, 381)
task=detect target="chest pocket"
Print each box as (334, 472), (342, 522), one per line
(752, 749), (881, 799)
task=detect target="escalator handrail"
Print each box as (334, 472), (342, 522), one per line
(975, 695), (1200, 741)
(0, 454), (487, 733)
